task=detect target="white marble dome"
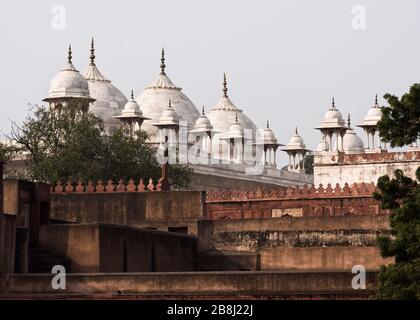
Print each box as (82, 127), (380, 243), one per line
(261, 121), (278, 144)
(318, 98), (346, 129)
(119, 92), (142, 116)
(343, 130), (364, 153)
(136, 50), (200, 142)
(287, 129), (306, 149)
(46, 47), (90, 101)
(362, 96), (383, 126)
(83, 40), (127, 134)
(207, 74), (257, 134)
(191, 108), (213, 133)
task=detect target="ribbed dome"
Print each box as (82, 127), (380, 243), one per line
(207, 74), (257, 134)
(45, 46), (91, 101)
(83, 40), (127, 134)
(136, 49), (200, 142)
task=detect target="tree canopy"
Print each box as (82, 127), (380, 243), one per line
(374, 83), (420, 299)
(377, 83), (420, 147)
(374, 169), (420, 299)
(8, 103), (191, 188)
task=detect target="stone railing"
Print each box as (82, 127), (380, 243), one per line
(206, 182), (377, 202)
(51, 178), (165, 194)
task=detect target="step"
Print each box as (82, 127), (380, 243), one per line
(198, 250), (260, 271)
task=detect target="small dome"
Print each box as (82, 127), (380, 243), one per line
(191, 107), (214, 133)
(45, 46), (91, 101)
(260, 121), (278, 144)
(317, 98), (346, 129)
(340, 115), (364, 154)
(120, 91), (142, 115)
(287, 128), (306, 149)
(341, 130), (364, 154)
(154, 100), (180, 126)
(358, 96), (383, 128)
(229, 120), (243, 134)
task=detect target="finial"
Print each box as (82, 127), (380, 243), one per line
(160, 48), (166, 75)
(332, 96), (335, 109)
(90, 37), (96, 65)
(223, 73), (228, 97)
(131, 89), (134, 100)
(347, 113), (351, 128)
(375, 94), (379, 107)
(295, 127), (298, 135)
(235, 113), (238, 123)
(67, 45), (72, 63)
(267, 120), (269, 128)
(202, 106), (205, 116)
(168, 98), (172, 109)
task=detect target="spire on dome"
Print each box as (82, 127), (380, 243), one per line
(295, 127), (298, 135)
(374, 94), (379, 107)
(131, 89), (134, 100)
(168, 98), (172, 109)
(223, 73), (228, 97)
(267, 120), (270, 129)
(160, 48), (166, 75)
(347, 113), (351, 128)
(331, 96), (336, 110)
(202, 106), (205, 116)
(90, 38), (96, 65)
(68, 45), (72, 63)
(235, 113), (238, 123)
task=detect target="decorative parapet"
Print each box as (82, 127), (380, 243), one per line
(51, 178), (166, 194)
(206, 182), (377, 202)
(315, 150), (420, 166)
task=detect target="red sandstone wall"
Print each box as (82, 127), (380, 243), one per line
(205, 183), (388, 220)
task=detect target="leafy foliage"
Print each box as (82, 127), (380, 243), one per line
(377, 84), (420, 147)
(374, 168), (420, 299)
(9, 103), (190, 188)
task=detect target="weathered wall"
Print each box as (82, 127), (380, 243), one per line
(38, 224), (197, 273)
(50, 191), (205, 234)
(197, 215), (393, 270)
(0, 214), (16, 275)
(0, 270), (378, 298)
(205, 183), (387, 220)
(314, 150), (420, 186)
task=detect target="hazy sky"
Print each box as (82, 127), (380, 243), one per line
(1, 0), (420, 156)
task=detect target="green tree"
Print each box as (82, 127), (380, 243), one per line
(9, 103), (190, 188)
(374, 169), (420, 299)
(374, 84), (420, 299)
(377, 83), (420, 147)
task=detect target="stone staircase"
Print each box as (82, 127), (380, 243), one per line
(28, 247), (72, 273)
